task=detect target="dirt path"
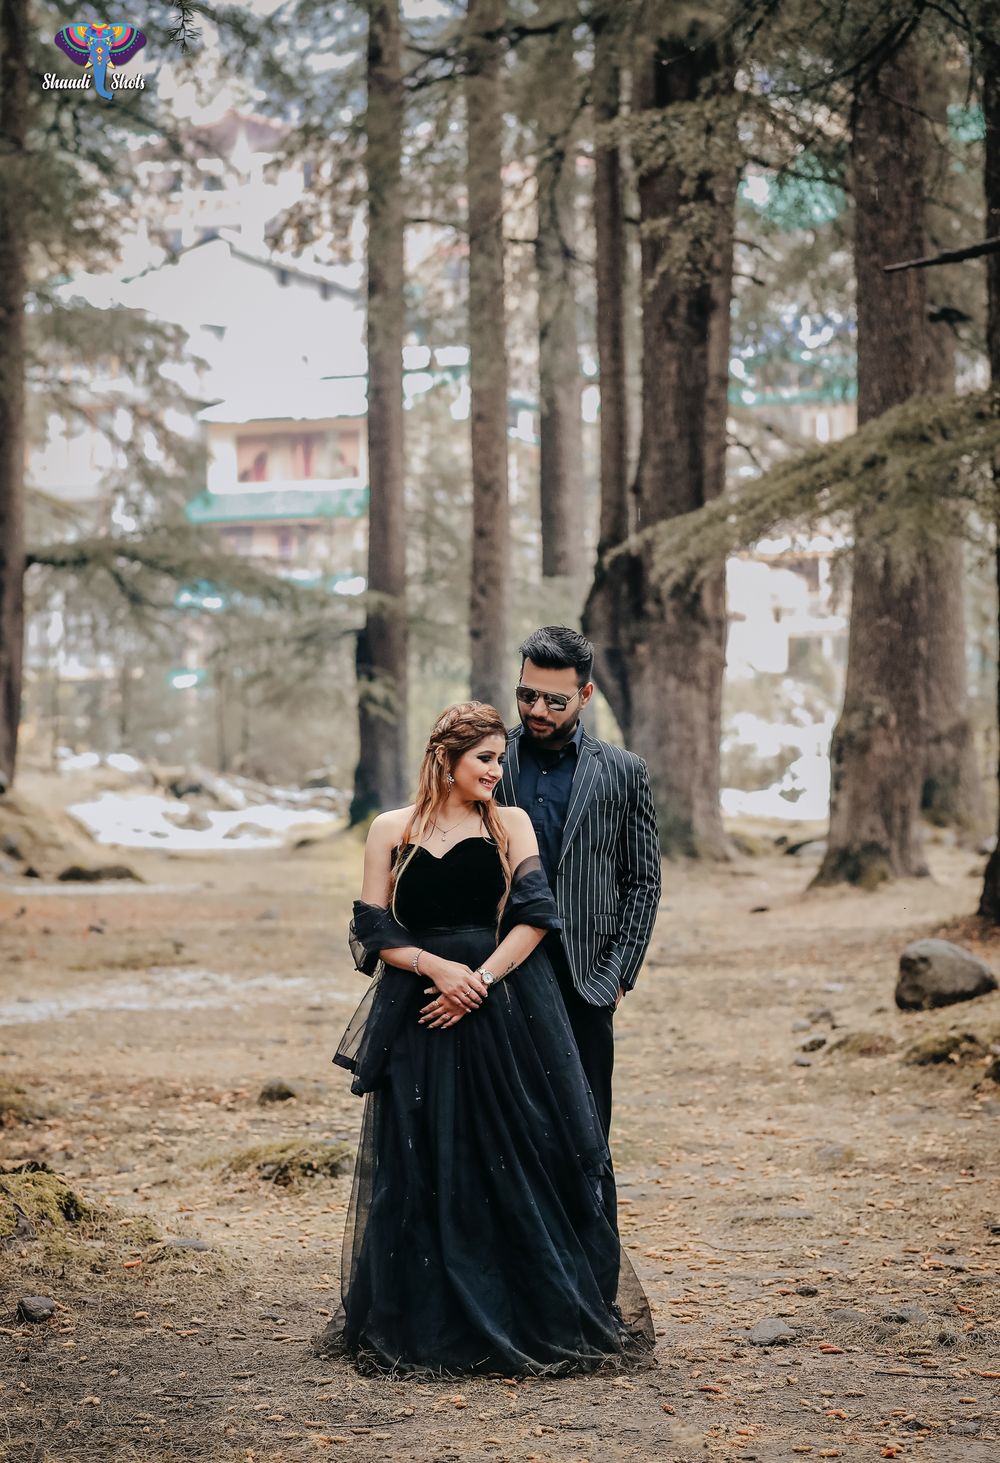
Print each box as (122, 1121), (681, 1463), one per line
(2, 832), (999, 1463)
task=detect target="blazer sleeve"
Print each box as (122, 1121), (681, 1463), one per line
(591, 756), (662, 994)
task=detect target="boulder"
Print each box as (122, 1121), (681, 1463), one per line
(16, 1296), (55, 1323)
(748, 1318), (796, 1346)
(895, 939), (997, 1011)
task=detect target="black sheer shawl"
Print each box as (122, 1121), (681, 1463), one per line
(334, 855), (561, 1095)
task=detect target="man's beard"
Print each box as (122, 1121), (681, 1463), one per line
(520, 710), (580, 745)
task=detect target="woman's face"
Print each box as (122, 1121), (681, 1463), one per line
(448, 732), (506, 802)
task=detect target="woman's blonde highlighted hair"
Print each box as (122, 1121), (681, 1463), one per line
(391, 702), (512, 925)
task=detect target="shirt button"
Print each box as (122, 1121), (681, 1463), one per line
(537, 796), (545, 804)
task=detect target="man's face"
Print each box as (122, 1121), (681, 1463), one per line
(516, 658), (594, 745)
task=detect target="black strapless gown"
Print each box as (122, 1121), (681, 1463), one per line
(319, 839), (653, 1376)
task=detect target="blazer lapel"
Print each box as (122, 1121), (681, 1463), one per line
(557, 732), (604, 868)
(498, 727), (521, 806)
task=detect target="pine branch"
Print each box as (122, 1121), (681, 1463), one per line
(168, 0), (203, 53)
(604, 391), (1000, 589)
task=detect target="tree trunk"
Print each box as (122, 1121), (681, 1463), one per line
(815, 41), (935, 888)
(466, 0), (511, 710)
(533, 1), (584, 581)
(591, 9), (629, 555)
(978, 10), (1000, 920)
(920, 325), (982, 832)
(0, 0), (28, 794)
(584, 16), (736, 858)
(352, 0), (409, 822)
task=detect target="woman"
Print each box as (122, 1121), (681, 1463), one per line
(321, 702), (653, 1376)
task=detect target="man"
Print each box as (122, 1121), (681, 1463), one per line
(496, 625), (662, 1142)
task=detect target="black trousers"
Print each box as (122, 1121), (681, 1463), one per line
(546, 936), (615, 1139)
(547, 936), (618, 1235)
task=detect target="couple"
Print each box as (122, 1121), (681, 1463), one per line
(321, 627), (662, 1375)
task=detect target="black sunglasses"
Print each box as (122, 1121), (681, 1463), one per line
(515, 684), (583, 713)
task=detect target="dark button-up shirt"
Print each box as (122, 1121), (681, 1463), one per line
(517, 720), (585, 888)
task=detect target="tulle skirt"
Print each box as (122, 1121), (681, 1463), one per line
(320, 924), (654, 1376)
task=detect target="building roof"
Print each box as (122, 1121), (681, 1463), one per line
(186, 481), (369, 525)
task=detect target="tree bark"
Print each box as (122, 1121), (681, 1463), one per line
(978, 9), (1000, 919)
(466, 0), (511, 710)
(816, 41), (933, 887)
(533, 1), (584, 580)
(0, 0), (28, 794)
(351, 0), (409, 822)
(591, 9), (629, 555)
(584, 15), (737, 858)
(920, 325), (982, 832)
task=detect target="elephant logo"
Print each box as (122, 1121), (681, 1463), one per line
(53, 24), (146, 101)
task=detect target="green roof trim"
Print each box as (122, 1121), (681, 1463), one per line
(186, 484), (370, 524)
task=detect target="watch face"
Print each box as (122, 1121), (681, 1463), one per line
(482, 971), (495, 985)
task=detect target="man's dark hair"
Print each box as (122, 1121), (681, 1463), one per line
(519, 626), (594, 685)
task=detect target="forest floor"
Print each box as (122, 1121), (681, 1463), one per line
(2, 812), (1000, 1463)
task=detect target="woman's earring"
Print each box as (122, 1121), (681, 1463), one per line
(447, 773), (455, 785)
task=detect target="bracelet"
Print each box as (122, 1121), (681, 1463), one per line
(411, 949), (423, 975)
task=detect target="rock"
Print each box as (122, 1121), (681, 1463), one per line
(748, 1318), (796, 1347)
(258, 1080), (297, 1105)
(57, 863), (142, 883)
(814, 1142), (854, 1167)
(829, 1308), (866, 1325)
(983, 1058), (1000, 1084)
(948, 1420), (982, 1436)
(978, 834), (998, 856)
(793, 1056), (813, 1067)
(904, 1032), (985, 1067)
(895, 939), (998, 1011)
(800, 1036), (827, 1053)
(878, 1303), (929, 1324)
(808, 1007), (836, 1026)
(162, 1236), (210, 1251)
(784, 839), (827, 858)
(162, 807), (212, 832)
(791, 1019), (811, 1033)
(795, 1285), (819, 1297)
(17, 1296), (55, 1323)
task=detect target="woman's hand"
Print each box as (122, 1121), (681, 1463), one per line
(419, 990), (468, 1029)
(422, 955), (488, 1011)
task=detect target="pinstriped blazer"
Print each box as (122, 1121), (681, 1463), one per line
(496, 726), (662, 1007)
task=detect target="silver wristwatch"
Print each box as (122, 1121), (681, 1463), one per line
(476, 966), (497, 988)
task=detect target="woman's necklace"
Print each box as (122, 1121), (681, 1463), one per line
(431, 808), (476, 843)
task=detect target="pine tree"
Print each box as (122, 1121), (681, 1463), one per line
(0, 0), (28, 791)
(978, 0), (1000, 919)
(352, 0), (410, 821)
(815, 38), (936, 886)
(585, 9), (738, 857)
(466, 0), (511, 711)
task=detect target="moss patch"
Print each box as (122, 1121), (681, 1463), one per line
(903, 1031), (986, 1066)
(0, 1162), (158, 1263)
(0, 1079), (52, 1127)
(826, 1031), (898, 1058)
(215, 1139), (354, 1187)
